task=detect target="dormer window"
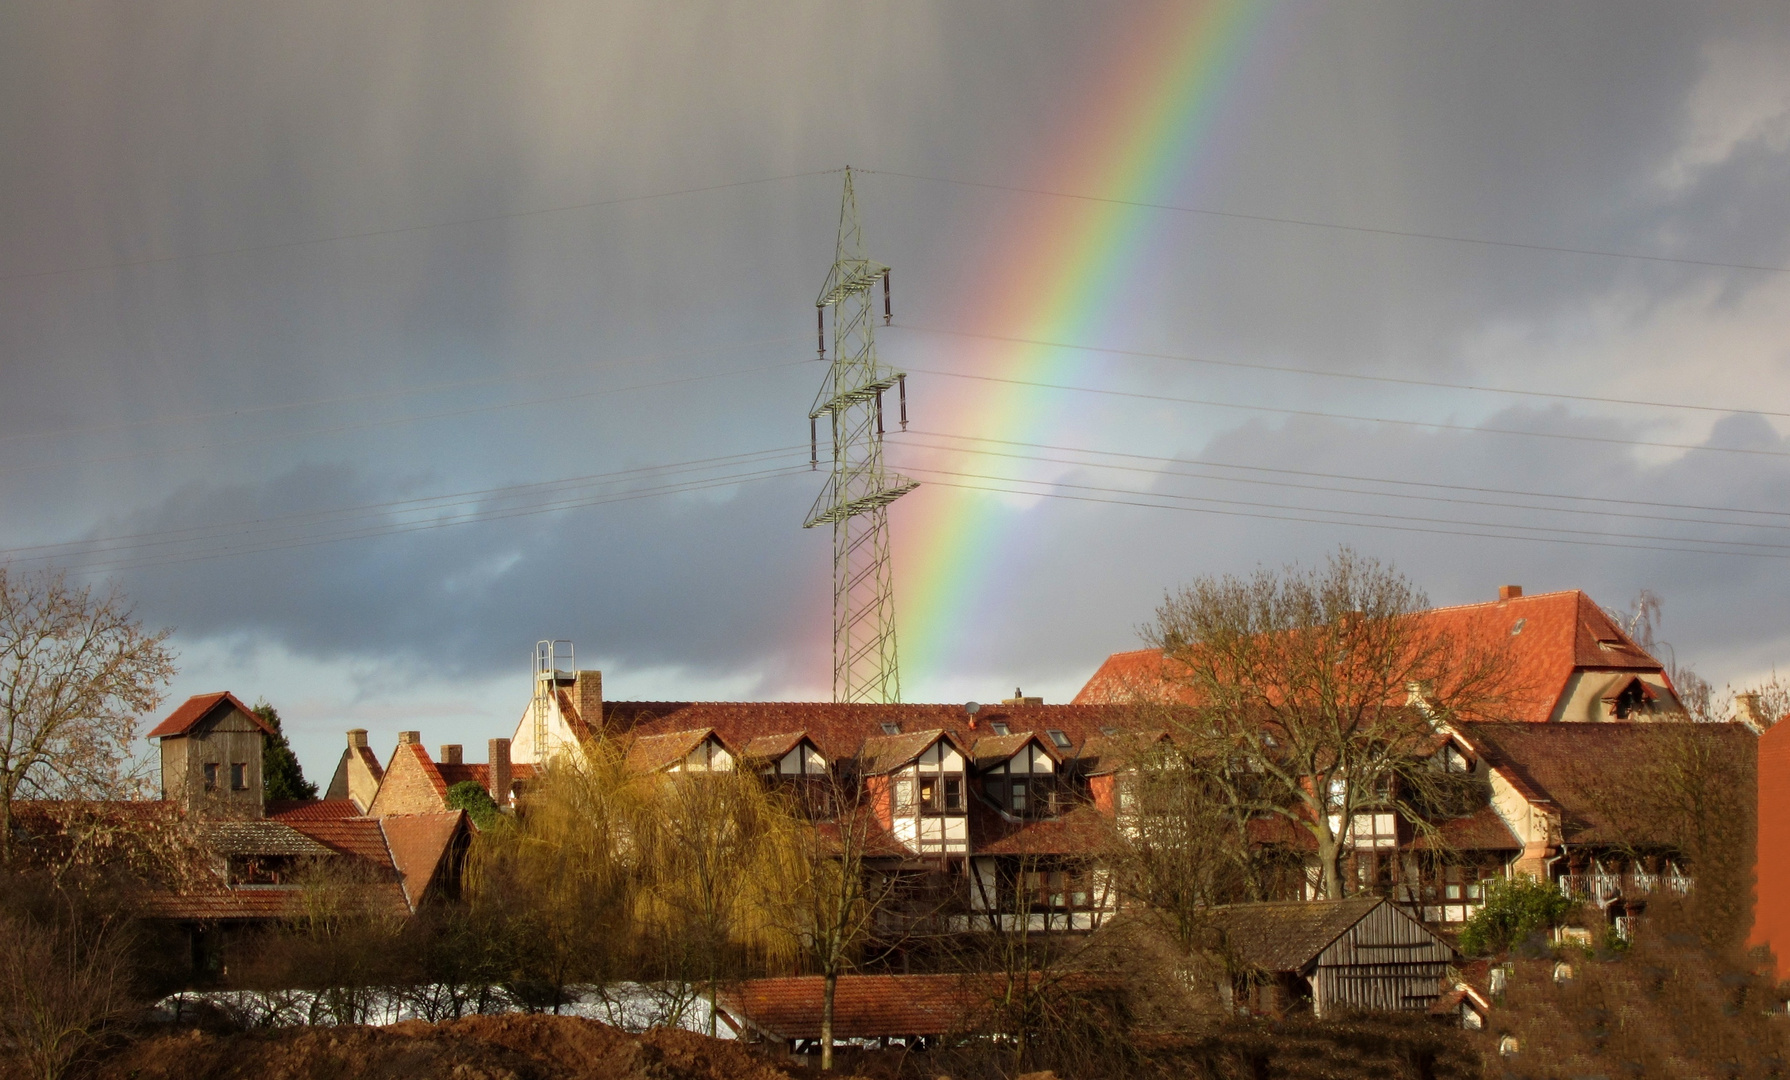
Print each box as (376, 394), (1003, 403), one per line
(1439, 744), (1471, 774)
(1046, 729), (1071, 749)
(983, 741), (1058, 818)
(880, 722), (901, 735)
(989, 721), (1010, 736)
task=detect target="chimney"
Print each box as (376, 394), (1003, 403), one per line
(575, 670), (603, 732)
(440, 744), (463, 765)
(397, 730), (421, 746)
(488, 738), (513, 805)
(1499, 585), (1523, 601)
(347, 729), (369, 749)
(1002, 687), (1044, 706)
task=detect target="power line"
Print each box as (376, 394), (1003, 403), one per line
(894, 324), (1790, 421)
(898, 432), (1790, 533)
(902, 366), (1790, 460)
(889, 459), (1790, 554)
(0, 333), (809, 446)
(862, 168), (1790, 276)
(0, 358), (819, 478)
(901, 467), (1790, 562)
(907, 429), (1790, 521)
(1, 169), (845, 286)
(56, 460), (812, 575)
(4, 445), (806, 563)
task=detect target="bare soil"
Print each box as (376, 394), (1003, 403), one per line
(86, 1014), (802, 1080)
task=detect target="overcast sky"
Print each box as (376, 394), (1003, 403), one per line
(4, 1), (1790, 782)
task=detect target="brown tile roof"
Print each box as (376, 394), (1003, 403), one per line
(266, 799), (361, 821)
(599, 701), (1136, 768)
(967, 731), (1057, 770)
(740, 731), (809, 764)
(1072, 589), (1669, 722)
(146, 692), (277, 739)
(198, 821), (335, 857)
(1454, 720), (1754, 844)
(1208, 897), (1400, 972)
(969, 803), (1115, 856)
(136, 882), (411, 922)
(857, 730), (953, 775)
(623, 728), (714, 772)
(1410, 803), (1522, 852)
(716, 975), (998, 1040)
(435, 762), (539, 788)
(285, 818), (393, 863)
(380, 812), (466, 908)
(1075, 730), (1169, 776)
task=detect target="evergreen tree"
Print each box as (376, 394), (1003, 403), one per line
(252, 699), (318, 801)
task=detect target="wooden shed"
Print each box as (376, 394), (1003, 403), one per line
(1207, 897), (1453, 1018)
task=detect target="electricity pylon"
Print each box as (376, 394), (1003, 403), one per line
(804, 168), (916, 704)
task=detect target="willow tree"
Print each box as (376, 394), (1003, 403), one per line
(1145, 548), (1508, 900)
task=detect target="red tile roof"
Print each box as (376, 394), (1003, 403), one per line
(266, 798), (361, 822)
(146, 692), (277, 739)
(1409, 803), (1522, 852)
(1073, 590), (1669, 723)
(716, 975), (1000, 1040)
(136, 882), (411, 921)
(286, 817), (394, 864)
(623, 728), (715, 772)
(1455, 720), (1754, 844)
(969, 803), (1114, 856)
(380, 812), (466, 908)
(435, 762), (538, 788)
(599, 701), (1136, 769)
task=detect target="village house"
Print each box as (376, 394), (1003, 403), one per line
(112, 693), (471, 972)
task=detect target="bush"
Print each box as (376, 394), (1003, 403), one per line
(1458, 875), (1576, 956)
(446, 781), (501, 831)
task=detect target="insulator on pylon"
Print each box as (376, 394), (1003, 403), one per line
(817, 308), (826, 357)
(883, 271), (892, 325)
(875, 389), (885, 436)
(897, 373), (908, 430)
(810, 416), (818, 470)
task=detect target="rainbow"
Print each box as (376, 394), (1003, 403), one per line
(896, 0), (1284, 687)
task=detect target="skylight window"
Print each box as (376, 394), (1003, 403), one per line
(1100, 726), (1119, 737)
(989, 721), (1011, 736)
(1510, 618), (1526, 636)
(880, 721), (901, 735)
(1047, 729), (1071, 749)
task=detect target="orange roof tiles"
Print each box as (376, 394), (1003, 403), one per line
(1072, 589), (1669, 722)
(380, 812), (467, 908)
(717, 975), (998, 1040)
(266, 798), (361, 821)
(146, 692), (276, 739)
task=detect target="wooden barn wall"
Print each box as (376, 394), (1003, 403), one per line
(1312, 903), (1451, 1017)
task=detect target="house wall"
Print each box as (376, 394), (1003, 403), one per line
(1485, 766), (1554, 879)
(368, 743), (446, 816)
(1548, 671), (1682, 723)
(1310, 903), (1452, 1018)
(1751, 720), (1790, 980)
(163, 707), (266, 816)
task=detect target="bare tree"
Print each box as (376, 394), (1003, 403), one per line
(763, 774), (900, 1071)
(1144, 548), (1509, 900)
(0, 908), (136, 1080)
(0, 568), (175, 863)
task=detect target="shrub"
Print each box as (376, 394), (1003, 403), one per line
(1458, 875), (1575, 956)
(446, 781), (501, 831)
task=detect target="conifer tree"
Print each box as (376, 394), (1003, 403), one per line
(252, 699), (317, 801)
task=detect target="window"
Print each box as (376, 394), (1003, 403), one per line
(894, 778), (915, 809)
(1440, 745), (1471, 774)
(989, 721), (1010, 736)
(1350, 812), (1398, 849)
(943, 776), (963, 811)
(1100, 726), (1119, 737)
(230, 763), (248, 791)
(1046, 729), (1071, 749)
(202, 763), (220, 792)
(880, 721), (901, 735)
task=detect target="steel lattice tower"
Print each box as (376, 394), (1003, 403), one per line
(804, 169), (916, 704)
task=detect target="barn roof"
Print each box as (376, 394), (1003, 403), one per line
(1208, 897), (1414, 972)
(146, 692), (277, 739)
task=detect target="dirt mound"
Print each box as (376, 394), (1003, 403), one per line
(87, 1014), (800, 1080)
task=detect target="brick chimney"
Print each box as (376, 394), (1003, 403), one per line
(488, 738), (513, 805)
(575, 670), (603, 733)
(1499, 585), (1523, 601)
(398, 730), (421, 746)
(347, 728), (369, 749)
(439, 744), (463, 765)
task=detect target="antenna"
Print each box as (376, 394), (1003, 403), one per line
(803, 168), (917, 704)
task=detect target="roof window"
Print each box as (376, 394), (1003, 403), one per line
(1510, 618), (1526, 636)
(1047, 729), (1071, 749)
(880, 721), (901, 735)
(989, 721), (1011, 736)
(1100, 726), (1119, 737)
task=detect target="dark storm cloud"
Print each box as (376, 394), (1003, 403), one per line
(85, 464), (832, 692)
